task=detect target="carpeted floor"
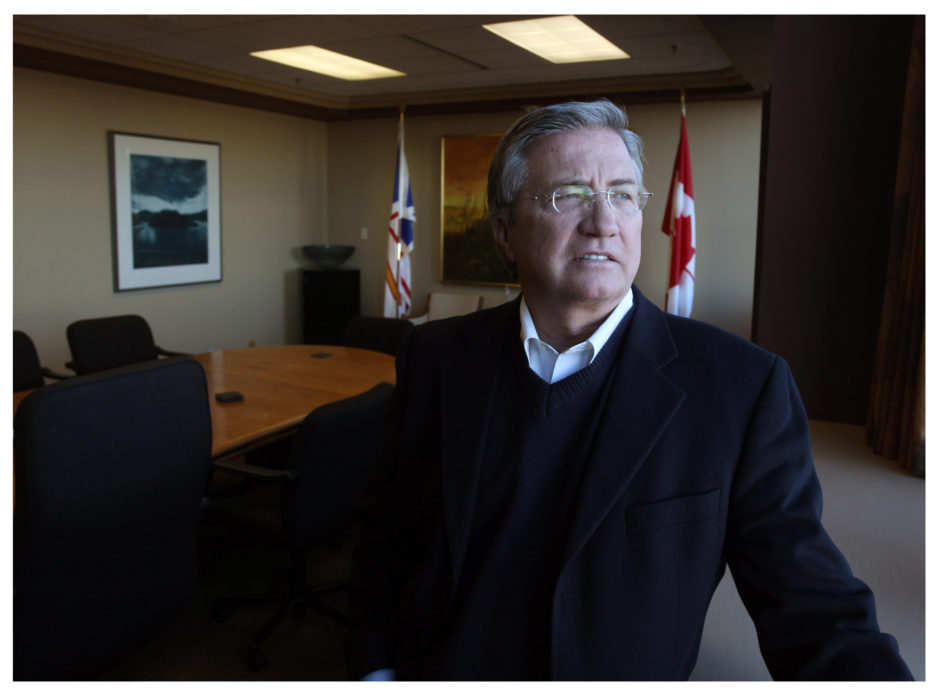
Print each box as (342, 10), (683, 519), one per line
(100, 514), (354, 681)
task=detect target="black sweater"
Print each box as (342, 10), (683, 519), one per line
(427, 310), (632, 679)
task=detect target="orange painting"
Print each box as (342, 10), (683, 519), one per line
(440, 135), (517, 286)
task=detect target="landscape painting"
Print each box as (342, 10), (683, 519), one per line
(130, 154), (209, 268)
(440, 135), (517, 286)
(110, 132), (221, 291)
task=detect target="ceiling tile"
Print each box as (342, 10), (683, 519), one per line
(459, 46), (554, 70)
(245, 15), (384, 45)
(339, 15), (484, 34)
(16, 15), (166, 43)
(322, 35), (445, 63)
(579, 15), (707, 39)
(408, 25), (520, 54)
(624, 32), (732, 72)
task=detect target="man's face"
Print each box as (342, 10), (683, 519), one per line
(494, 128), (642, 318)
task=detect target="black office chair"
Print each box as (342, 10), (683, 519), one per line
(340, 315), (413, 357)
(65, 314), (186, 376)
(209, 382), (394, 670)
(13, 330), (70, 391)
(13, 357), (212, 680)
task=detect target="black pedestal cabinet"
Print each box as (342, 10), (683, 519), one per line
(302, 269), (360, 344)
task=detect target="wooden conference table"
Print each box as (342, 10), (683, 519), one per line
(13, 344), (396, 460)
(194, 344), (395, 458)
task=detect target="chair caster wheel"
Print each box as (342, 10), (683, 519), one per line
(248, 650), (268, 671)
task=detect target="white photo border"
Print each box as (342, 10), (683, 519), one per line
(109, 131), (222, 292)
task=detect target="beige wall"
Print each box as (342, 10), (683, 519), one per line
(13, 66), (761, 374)
(326, 99), (762, 339)
(13, 67), (328, 371)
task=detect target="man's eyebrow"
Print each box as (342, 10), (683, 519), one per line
(545, 176), (638, 189)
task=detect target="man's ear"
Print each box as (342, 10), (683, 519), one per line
(492, 215), (515, 263)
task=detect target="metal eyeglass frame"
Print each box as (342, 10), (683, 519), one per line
(524, 185), (653, 214)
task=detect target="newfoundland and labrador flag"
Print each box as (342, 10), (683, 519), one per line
(661, 110), (695, 318)
(384, 119), (416, 319)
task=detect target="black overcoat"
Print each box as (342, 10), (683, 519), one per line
(345, 287), (911, 680)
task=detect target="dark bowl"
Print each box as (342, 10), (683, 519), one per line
(302, 244), (355, 270)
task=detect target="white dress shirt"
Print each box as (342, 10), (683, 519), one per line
(520, 289), (634, 384)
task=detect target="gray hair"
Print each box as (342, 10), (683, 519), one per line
(487, 99), (645, 224)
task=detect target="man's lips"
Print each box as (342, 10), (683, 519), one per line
(574, 253), (614, 262)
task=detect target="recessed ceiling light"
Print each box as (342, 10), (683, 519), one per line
(251, 45), (405, 81)
(483, 15), (630, 64)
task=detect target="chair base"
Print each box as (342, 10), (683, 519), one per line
(212, 580), (348, 671)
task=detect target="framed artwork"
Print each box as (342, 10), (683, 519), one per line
(440, 134), (517, 286)
(109, 132), (222, 291)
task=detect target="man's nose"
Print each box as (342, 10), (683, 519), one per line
(580, 193), (619, 235)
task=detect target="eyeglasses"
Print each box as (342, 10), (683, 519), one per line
(525, 184), (652, 215)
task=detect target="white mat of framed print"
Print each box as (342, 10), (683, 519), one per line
(109, 132), (222, 291)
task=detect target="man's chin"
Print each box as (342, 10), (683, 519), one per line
(563, 288), (629, 313)
(565, 278), (629, 303)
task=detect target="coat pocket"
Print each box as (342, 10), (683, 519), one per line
(625, 488), (720, 532)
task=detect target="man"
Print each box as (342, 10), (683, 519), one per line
(344, 100), (912, 680)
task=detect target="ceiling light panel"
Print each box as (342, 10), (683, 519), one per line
(482, 15), (630, 64)
(250, 45), (405, 81)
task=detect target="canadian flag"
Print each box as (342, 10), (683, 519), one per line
(661, 110), (695, 318)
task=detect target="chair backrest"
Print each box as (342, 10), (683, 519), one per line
(427, 292), (484, 321)
(341, 316), (414, 356)
(13, 330), (45, 392)
(13, 357), (212, 679)
(66, 314), (159, 375)
(288, 382), (393, 549)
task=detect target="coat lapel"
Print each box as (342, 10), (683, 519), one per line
(560, 290), (686, 570)
(438, 301), (518, 591)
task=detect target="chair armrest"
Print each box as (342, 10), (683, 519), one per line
(156, 346), (189, 357)
(213, 458), (293, 481)
(41, 366), (74, 380)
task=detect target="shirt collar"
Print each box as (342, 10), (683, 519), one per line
(519, 287), (634, 363)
